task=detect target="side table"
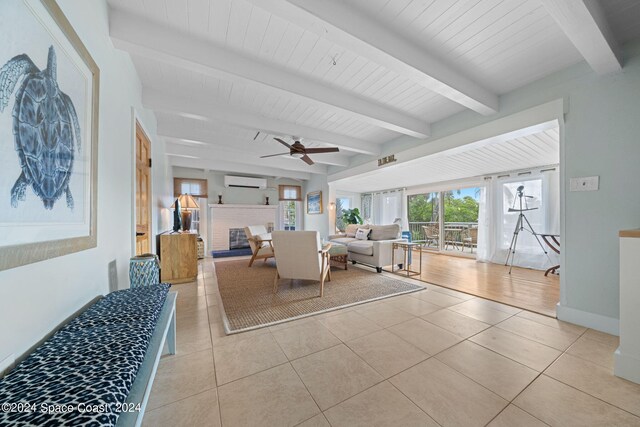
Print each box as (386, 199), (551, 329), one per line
(391, 242), (422, 277)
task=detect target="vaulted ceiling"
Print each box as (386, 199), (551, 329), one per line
(107, 0), (640, 181)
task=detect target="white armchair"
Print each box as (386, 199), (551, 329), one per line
(271, 231), (331, 297)
(244, 225), (274, 267)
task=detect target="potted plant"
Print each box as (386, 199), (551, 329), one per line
(341, 208), (363, 228)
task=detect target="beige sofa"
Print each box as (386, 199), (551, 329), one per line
(328, 224), (406, 273)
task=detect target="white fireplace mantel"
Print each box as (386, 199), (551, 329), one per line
(208, 204), (277, 251)
(209, 204), (277, 209)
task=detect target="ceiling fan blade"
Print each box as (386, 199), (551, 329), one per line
(301, 155), (314, 165)
(303, 147), (340, 154)
(273, 137), (293, 150)
(260, 152), (290, 158)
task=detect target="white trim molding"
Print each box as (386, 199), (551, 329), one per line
(556, 302), (619, 335)
(329, 99), (567, 183)
(614, 349), (640, 385)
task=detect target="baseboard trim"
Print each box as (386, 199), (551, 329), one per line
(614, 349), (640, 384)
(556, 303), (619, 335)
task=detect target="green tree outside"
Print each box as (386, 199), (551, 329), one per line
(408, 191), (479, 223)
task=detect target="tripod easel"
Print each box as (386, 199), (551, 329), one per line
(504, 186), (552, 274)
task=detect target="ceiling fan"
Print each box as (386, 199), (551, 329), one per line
(260, 138), (339, 165)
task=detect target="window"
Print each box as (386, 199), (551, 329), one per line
(174, 178), (207, 198)
(279, 185), (302, 201)
(278, 185), (302, 231)
(281, 201), (298, 230)
(335, 197), (352, 231)
(190, 207), (201, 234)
(173, 178), (207, 237)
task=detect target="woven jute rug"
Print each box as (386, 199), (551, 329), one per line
(214, 259), (425, 333)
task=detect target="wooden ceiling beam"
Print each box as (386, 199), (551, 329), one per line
(159, 125), (350, 167)
(539, 0), (622, 74)
(143, 88), (380, 156)
(168, 155), (313, 181)
(110, 10), (430, 138)
(165, 141), (328, 175)
(246, 0), (499, 115)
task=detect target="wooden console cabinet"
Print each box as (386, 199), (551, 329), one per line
(159, 232), (198, 284)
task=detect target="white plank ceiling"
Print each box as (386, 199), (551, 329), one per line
(106, 0), (640, 180)
(331, 126), (560, 193)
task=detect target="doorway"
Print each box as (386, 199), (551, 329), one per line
(135, 122), (152, 255)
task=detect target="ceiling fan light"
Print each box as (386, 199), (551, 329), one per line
(291, 152), (304, 159)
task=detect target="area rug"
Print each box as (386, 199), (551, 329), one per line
(214, 259), (425, 333)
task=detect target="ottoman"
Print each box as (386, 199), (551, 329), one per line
(328, 243), (348, 270)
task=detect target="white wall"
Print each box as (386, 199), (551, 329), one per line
(303, 174), (331, 237)
(173, 166), (303, 205)
(172, 166), (301, 205)
(0, 0), (172, 367)
(171, 166), (302, 251)
(329, 41), (640, 332)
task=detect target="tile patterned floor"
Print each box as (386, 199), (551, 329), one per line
(143, 259), (640, 427)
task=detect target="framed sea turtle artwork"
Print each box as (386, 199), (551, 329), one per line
(0, 0), (99, 271)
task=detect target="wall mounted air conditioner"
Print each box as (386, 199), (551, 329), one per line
(224, 175), (267, 189)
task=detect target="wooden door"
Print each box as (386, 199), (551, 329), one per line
(135, 123), (152, 255)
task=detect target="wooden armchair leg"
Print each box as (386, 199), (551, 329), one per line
(319, 274), (325, 297)
(248, 251), (258, 267)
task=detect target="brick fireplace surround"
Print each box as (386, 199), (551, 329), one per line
(208, 204), (277, 251)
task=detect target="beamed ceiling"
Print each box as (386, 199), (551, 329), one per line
(107, 0), (640, 181)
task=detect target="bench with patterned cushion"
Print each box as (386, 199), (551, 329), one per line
(0, 284), (176, 426)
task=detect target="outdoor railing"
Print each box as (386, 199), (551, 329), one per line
(408, 221), (478, 251)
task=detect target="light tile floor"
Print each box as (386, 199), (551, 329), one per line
(143, 259), (640, 427)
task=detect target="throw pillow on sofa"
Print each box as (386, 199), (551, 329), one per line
(344, 224), (360, 237)
(355, 228), (370, 240)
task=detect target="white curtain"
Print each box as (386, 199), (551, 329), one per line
(400, 188), (408, 231)
(361, 193), (373, 223)
(371, 189), (404, 226)
(476, 168), (560, 270)
(476, 180), (495, 262)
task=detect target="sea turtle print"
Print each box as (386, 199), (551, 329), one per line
(0, 45), (81, 210)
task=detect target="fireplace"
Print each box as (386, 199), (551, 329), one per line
(209, 204), (277, 251)
(229, 228), (249, 249)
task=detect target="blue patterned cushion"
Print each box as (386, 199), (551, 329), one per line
(0, 284), (170, 426)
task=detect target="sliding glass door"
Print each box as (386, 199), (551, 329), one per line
(408, 185), (480, 256)
(442, 187), (480, 255)
(407, 192), (440, 251)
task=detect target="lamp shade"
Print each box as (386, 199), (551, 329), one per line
(178, 194), (200, 210)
